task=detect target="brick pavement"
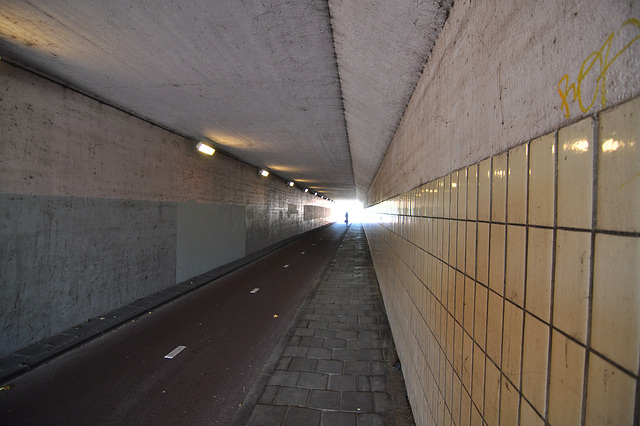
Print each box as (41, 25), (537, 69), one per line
(241, 223), (414, 425)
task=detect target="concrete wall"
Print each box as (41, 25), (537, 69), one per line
(368, 0), (640, 205)
(0, 61), (332, 358)
(365, 1), (640, 425)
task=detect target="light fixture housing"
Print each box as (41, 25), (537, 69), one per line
(259, 169), (269, 177)
(196, 142), (215, 155)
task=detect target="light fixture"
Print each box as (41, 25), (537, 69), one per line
(304, 188), (309, 193)
(196, 142), (215, 156)
(259, 169), (269, 177)
(314, 192), (318, 196)
(287, 181), (294, 187)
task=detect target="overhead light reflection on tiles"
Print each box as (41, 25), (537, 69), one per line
(601, 138), (628, 153)
(563, 139), (590, 153)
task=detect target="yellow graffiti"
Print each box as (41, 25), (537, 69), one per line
(558, 18), (640, 118)
(618, 172), (640, 190)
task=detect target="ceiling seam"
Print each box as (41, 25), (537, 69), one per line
(364, 0), (455, 204)
(325, 0), (357, 200)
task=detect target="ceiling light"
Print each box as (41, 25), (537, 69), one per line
(259, 169), (269, 177)
(304, 188), (309, 193)
(196, 142), (215, 155)
(287, 181), (294, 187)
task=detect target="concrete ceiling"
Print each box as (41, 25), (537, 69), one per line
(0, 0), (451, 201)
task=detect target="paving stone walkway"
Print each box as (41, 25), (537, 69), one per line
(242, 223), (414, 425)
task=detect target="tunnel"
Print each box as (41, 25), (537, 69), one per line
(1, 1), (639, 425)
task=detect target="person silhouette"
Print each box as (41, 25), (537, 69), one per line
(345, 212), (349, 224)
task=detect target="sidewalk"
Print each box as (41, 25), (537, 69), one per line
(237, 223), (414, 425)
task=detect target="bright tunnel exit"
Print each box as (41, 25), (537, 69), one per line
(331, 200), (375, 224)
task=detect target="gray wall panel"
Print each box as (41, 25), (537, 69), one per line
(176, 202), (246, 282)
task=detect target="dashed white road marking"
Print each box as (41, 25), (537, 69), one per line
(164, 345), (186, 359)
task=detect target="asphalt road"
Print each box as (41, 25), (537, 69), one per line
(0, 223), (348, 425)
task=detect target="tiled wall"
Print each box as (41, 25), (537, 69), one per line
(364, 96), (639, 425)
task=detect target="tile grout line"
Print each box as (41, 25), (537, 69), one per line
(580, 112), (599, 426)
(544, 128), (560, 425)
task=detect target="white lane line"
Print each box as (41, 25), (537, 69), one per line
(164, 345), (186, 359)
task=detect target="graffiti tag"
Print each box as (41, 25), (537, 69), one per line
(557, 18), (640, 118)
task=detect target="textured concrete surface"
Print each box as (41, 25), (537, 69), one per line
(330, 0), (452, 200)
(0, 194), (176, 358)
(238, 223), (413, 425)
(367, 0), (640, 205)
(0, 1), (453, 201)
(0, 61), (332, 209)
(0, 1), (353, 198)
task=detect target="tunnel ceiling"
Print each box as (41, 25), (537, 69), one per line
(0, 0), (451, 201)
